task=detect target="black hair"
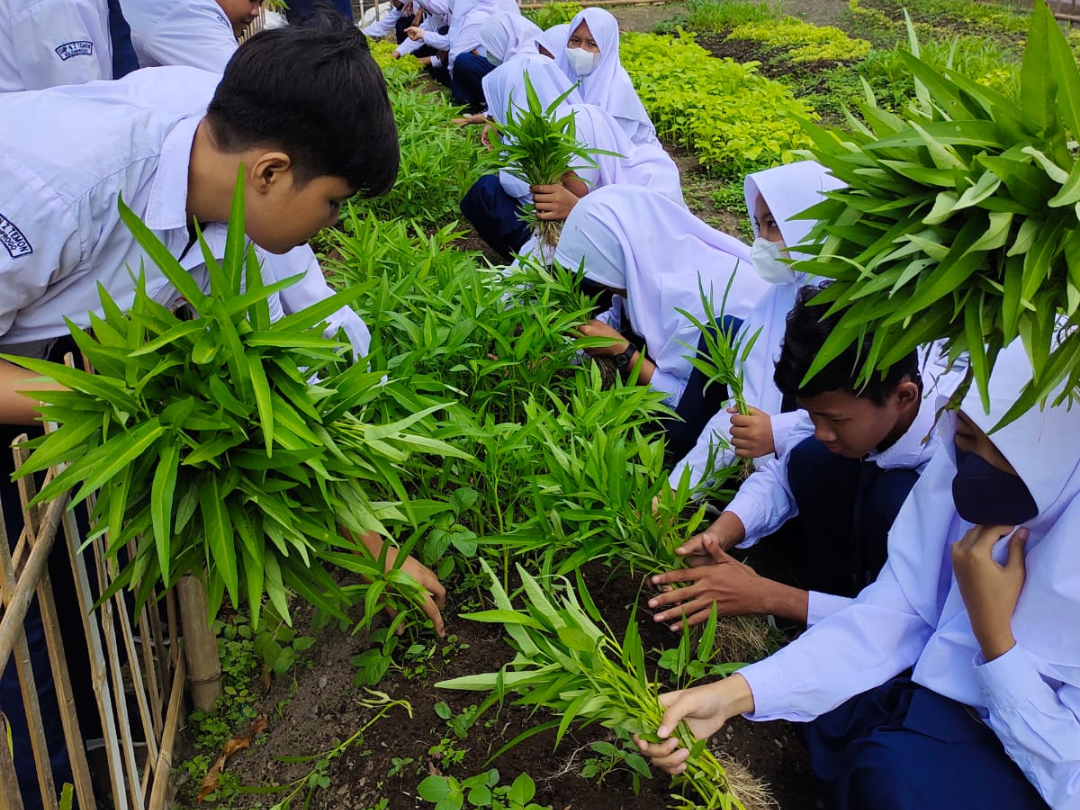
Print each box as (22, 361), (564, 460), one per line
(773, 283), (920, 405)
(206, 7), (399, 196)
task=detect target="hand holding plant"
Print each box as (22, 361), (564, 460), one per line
(634, 674), (756, 777)
(727, 406), (774, 458)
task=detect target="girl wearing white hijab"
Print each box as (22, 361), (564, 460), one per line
(554, 185), (760, 444)
(669, 160), (845, 492)
(479, 12), (543, 65)
(556, 8), (658, 148)
(461, 60), (683, 260)
(640, 338), (1079, 810)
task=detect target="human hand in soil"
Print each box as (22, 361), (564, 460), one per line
(675, 511), (746, 567)
(405, 25), (424, 40)
(952, 523), (1026, 661)
(532, 181), (580, 220)
(633, 674), (755, 774)
(575, 320), (628, 357)
(647, 540), (765, 630)
(728, 405), (774, 458)
(360, 531), (447, 637)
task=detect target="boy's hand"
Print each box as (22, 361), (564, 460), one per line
(952, 524), (1027, 661)
(675, 512), (746, 566)
(632, 675), (755, 774)
(481, 122), (495, 148)
(561, 170), (589, 199)
(576, 320), (627, 356)
(728, 406), (774, 458)
(648, 541), (764, 630)
(531, 183), (579, 220)
(405, 25), (425, 40)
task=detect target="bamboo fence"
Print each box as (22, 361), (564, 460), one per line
(0, 364), (187, 810)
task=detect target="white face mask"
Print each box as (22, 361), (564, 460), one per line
(750, 238), (796, 285)
(565, 46), (600, 76)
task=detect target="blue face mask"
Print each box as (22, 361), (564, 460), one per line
(952, 445), (1039, 526)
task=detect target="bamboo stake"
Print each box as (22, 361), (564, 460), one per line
(0, 479), (64, 810)
(59, 503), (130, 810)
(10, 441), (97, 810)
(0, 713), (26, 810)
(148, 652), (187, 810)
(177, 575), (222, 711)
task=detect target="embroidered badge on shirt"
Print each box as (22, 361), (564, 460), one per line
(0, 214), (33, 258)
(55, 41), (94, 61)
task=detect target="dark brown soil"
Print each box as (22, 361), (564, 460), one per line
(183, 565), (818, 810)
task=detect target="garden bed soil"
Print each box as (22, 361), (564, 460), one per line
(185, 566), (818, 810)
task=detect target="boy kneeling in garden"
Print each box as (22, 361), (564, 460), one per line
(0, 17), (444, 809)
(648, 285), (956, 630)
(638, 338), (1073, 810)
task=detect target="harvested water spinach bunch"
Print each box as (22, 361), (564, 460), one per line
(10, 175), (466, 627)
(491, 73), (612, 250)
(439, 562), (751, 810)
(796, 1), (1080, 425)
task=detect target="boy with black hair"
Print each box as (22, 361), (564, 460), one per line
(648, 284), (955, 629)
(0, 19), (442, 808)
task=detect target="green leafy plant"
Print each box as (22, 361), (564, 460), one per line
(439, 563), (753, 810)
(578, 731), (652, 794)
(491, 74), (610, 248)
(621, 32), (814, 175)
(728, 18), (871, 64)
(523, 2), (582, 28)
(796, 2), (1080, 424)
(11, 175), (466, 627)
(417, 769), (550, 810)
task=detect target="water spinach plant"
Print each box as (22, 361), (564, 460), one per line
(439, 563), (751, 810)
(796, 1), (1080, 424)
(10, 176), (466, 627)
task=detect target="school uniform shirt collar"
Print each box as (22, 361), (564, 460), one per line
(143, 113), (201, 232)
(866, 395), (939, 472)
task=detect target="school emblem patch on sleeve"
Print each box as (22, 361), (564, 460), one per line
(54, 40), (94, 61)
(0, 214), (33, 258)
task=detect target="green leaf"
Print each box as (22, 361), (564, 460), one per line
(150, 442), (180, 584)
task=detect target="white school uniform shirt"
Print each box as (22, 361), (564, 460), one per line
(0, 0), (112, 92)
(725, 350), (960, 624)
(739, 340), (1080, 809)
(0, 68), (370, 359)
(554, 185), (758, 409)
(123, 0), (239, 73)
(669, 161), (845, 493)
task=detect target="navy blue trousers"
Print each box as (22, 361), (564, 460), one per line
(460, 174), (531, 261)
(805, 677), (1049, 810)
(107, 0), (139, 78)
(786, 436), (919, 596)
(451, 51), (495, 112)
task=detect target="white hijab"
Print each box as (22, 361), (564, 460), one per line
(885, 341), (1080, 706)
(554, 185), (760, 392)
(481, 63), (680, 205)
(482, 51), (580, 117)
(448, 0), (516, 65)
(739, 161), (846, 422)
(555, 8), (656, 146)
(480, 12), (542, 64)
(536, 23), (570, 59)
